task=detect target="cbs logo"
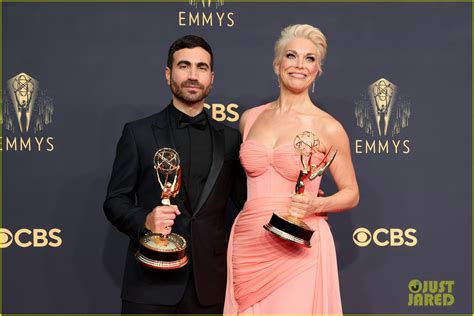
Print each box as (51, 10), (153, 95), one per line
(353, 227), (417, 247)
(0, 228), (62, 248)
(204, 103), (239, 122)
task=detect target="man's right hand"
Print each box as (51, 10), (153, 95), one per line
(145, 205), (181, 235)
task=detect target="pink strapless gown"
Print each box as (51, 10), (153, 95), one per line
(224, 104), (343, 315)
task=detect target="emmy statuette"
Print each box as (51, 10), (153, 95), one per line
(264, 131), (337, 248)
(135, 148), (189, 270)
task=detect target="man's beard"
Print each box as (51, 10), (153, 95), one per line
(170, 78), (211, 104)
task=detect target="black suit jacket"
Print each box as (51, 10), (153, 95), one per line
(104, 105), (246, 306)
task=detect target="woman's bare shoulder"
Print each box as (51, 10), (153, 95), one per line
(239, 103), (273, 133)
(311, 107), (348, 141)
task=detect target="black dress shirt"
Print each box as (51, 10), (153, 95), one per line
(168, 104), (212, 213)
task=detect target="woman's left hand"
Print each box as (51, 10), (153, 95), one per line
(289, 191), (326, 218)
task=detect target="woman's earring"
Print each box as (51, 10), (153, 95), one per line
(312, 80), (315, 93)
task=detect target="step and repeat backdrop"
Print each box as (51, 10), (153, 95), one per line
(1, 1), (472, 314)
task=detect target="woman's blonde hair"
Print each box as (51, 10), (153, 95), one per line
(273, 24), (327, 76)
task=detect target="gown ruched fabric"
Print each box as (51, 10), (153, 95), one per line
(224, 103), (343, 315)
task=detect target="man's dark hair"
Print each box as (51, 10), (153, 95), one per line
(167, 35), (214, 70)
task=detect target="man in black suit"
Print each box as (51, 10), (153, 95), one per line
(104, 35), (246, 314)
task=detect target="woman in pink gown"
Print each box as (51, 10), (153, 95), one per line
(224, 24), (359, 315)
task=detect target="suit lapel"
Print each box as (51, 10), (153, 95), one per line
(193, 118), (225, 217)
(151, 105), (191, 215)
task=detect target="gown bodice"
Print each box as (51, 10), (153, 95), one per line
(240, 138), (323, 201)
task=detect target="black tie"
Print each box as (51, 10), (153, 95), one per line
(178, 112), (207, 129)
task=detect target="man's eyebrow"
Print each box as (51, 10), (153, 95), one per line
(197, 62), (210, 68)
(176, 60), (191, 66)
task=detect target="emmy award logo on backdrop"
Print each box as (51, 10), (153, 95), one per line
(3, 72), (54, 134)
(2, 72), (55, 152)
(188, 0), (224, 8)
(369, 78), (396, 137)
(355, 78), (411, 138)
(354, 78), (412, 154)
(179, 0), (233, 27)
(9, 73), (37, 133)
